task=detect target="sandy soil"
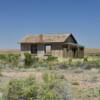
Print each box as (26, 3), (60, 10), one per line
(0, 68), (100, 100)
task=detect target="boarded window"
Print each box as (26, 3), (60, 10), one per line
(45, 45), (51, 55)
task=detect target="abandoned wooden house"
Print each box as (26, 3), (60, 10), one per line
(20, 33), (84, 58)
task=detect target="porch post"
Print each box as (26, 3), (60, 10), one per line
(77, 47), (80, 58)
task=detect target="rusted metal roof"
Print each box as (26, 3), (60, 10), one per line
(20, 33), (72, 43)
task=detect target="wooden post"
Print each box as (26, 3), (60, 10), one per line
(78, 47), (80, 58)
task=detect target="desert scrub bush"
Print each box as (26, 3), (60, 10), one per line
(7, 54), (20, 67)
(42, 73), (72, 100)
(24, 53), (38, 67)
(68, 58), (73, 65)
(57, 63), (69, 69)
(40, 55), (58, 69)
(0, 54), (7, 61)
(83, 57), (88, 62)
(0, 53), (20, 68)
(3, 73), (72, 100)
(0, 67), (2, 76)
(3, 76), (38, 100)
(39, 62), (48, 68)
(80, 61), (100, 70)
(24, 53), (33, 66)
(0, 54), (20, 62)
(46, 55), (58, 62)
(77, 87), (100, 99)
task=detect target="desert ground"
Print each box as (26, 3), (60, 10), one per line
(0, 68), (100, 99)
(0, 49), (100, 100)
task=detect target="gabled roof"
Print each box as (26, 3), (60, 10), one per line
(20, 33), (77, 43)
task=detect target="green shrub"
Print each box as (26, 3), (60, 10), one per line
(57, 63), (69, 69)
(3, 73), (71, 100)
(0, 54), (20, 68)
(0, 67), (2, 76)
(40, 90), (60, 100)
(84, 57), (88, 62)
(6, 79), (25, 99)
(0, 54), (7, 61)
(24, 53), (33, 66)
(39, 62), (48, 68)
(43, 73), (57, 83)
(24, 53), (38, 67)
(42, 73), (71, 100)
(7, 54), (20, 67)
(46, 55), (58, 62)
(3, 77), (38, 100)
(68, 58), (72, 65)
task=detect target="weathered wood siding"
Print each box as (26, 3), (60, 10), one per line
(37, 44), (44, 57)
(63, 46), (84, 58)
(78, 47), (84, 58)
(51, 43), (63, 57)
(65, 34), (77, 43)
(21, 43), (31, 52)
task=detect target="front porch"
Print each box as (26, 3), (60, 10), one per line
(63, 43), (84, 58)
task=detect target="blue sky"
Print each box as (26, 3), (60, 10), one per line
(0, 0), (100, 49)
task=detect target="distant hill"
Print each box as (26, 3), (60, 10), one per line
(85, 48), (100, 55)
(0, 49), (20, 54)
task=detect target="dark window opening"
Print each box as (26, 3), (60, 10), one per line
(31, 44), (37, 54)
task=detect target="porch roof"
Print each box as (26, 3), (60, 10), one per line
(63, 43), (84, 48)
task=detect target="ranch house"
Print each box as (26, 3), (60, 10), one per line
(20, 33), (84, 58)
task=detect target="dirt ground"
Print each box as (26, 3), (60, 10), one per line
(1, 68), (100, 88)
(0, 68), (100, 100)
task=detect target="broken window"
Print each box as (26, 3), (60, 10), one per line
(45, 45), (51, 55)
